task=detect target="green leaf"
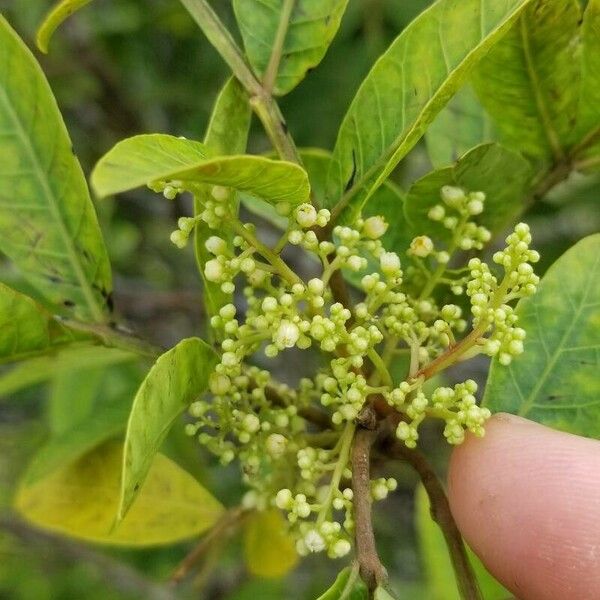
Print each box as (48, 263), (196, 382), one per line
(415, 484), (509, 599)
(0, 345), (136, 399)
(577, 0), (600, 136)
(204, 78), (251, 156)
(119, 337), (218, 520)
(26, 364), (141, 484)
(91, 134), (310, 204)
(15, 441), (224, 546)
(404, 143), (532, 242)
(196, 78), (251, 325)
(316, 566), (367, 600)
(425, 84), (495, 168)
(233, 0), (349, 96)
(0, 17), (112, 322)
(574, 0), (600, 173)
(243, 509), (298, 578)
(0, 283), (78, 364)
(472, 0), (582, 162)
(325, 0), (532, 221)
(484, 234), (600, 437)
(36, 0), (93, 53)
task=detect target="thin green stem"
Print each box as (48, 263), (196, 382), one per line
(419, 212), (469, 300)
(178, 0), (260, 94)
(316, 422), (355, 526)
(179, 0), (301, 164)
(263, 0), (295, 94)
(230, 220), (302, 286)
(366, 348), (393, 388)
(249, 94), (302, 164)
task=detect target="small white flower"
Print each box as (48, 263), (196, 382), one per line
(274, 320), (300, 349)
(363, 216), (388, 239)
(304, 530), (326, 553)
(331, 539), (351, 558)
(275, 489), (293, 510)
(266, 433), (287, 457)
(204, 259), (224, 282)
(242, 413), (261, 433)
(467, 198), (484, 215)
(170, 230), (188, 249)
(428, 204), (445, 221)
(211, 185), (229, 201)
(380, 251), (401, 275)
(295, 203), (318, 228)
(308, 278), (325, 296)
(205, 236), (227, 255)
(209, 373), (231, 395)
(409, 236), (434, 258)
(440, 185), (465, 207)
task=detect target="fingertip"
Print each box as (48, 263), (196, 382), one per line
(448, 414), (600, 600)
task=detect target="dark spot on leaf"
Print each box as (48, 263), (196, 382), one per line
(344, 150), (357, 193)
(63, 299), (75, 307)
(134, 483), (140, 491)
(47, 275), (61, 284)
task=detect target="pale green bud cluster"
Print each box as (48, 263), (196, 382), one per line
(467, 223), (539, 365)
(389, 379), (491, 447)
(154, 178), (539, 561)
(409, 186), (492, 284)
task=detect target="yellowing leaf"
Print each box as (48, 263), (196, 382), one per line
(36, 0), (93, 54)
(91, 134), (310, 205)
(15, 441), (223, 546)
(472, 0), (582, 161)
(244, 509), (298, 578)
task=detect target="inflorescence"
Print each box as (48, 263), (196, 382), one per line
(155, 179), (538, 559)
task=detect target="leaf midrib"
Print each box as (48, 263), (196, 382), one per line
(0, 46), (103, 321)
(330, 0), (530, 220)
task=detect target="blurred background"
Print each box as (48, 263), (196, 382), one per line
(0, 0), (598, 598)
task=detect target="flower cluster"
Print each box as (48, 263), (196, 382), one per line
(152, 177), (538, 558)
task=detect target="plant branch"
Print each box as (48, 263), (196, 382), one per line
(178, 0), (261, 95)
(179, 0), (301, 163)
(170, 507), (246, 585)
(263, 0), (295, 94)
(383, 440), (482, 600)
(351, 413), (387, 592)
